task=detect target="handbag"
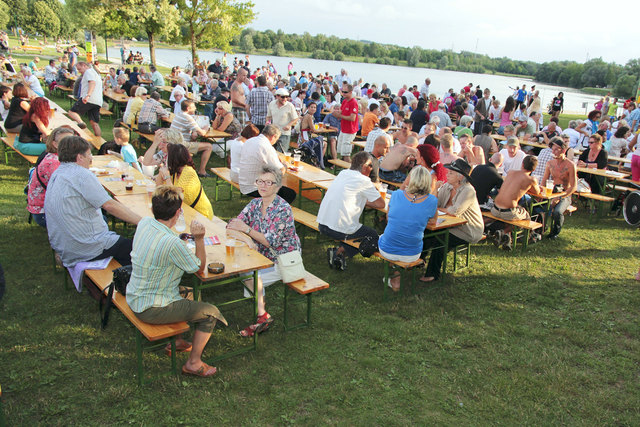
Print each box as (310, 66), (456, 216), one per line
(576, 178), (592, 193)
(271, 249), (306, 283)
(100, 265), (132, 329)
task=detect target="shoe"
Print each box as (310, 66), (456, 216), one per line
(164, 340), (192, 356)
(326, 247), (336, 269)
(197, 172), (211, 178)
(182, 362), (217, 378)
(529, 232), (542, 243)
(334, 251), (346, 271)
(492, 230), (504, 248)
(548, 233), (559, 240)
(500, 233), (512, 251)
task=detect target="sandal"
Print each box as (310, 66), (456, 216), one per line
(182, 362), (217, 378)
(419, 276), (436, 283)
(239, 313), (274, 337)
(164, 340), (192, 356)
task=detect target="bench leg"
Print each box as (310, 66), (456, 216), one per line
(136, 330), (144, 386)
(382, 261), (390, 302)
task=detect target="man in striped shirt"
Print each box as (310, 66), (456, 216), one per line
(45, 136), (141, 267)
(169, 99), (213, 177)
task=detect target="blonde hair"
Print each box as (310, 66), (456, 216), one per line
(135, 86), (147, 97)
(112, 127), (129, 142)
(217, 100), (232, 112)
(163, 128), (184, 145)
(406, 166), (432, 196)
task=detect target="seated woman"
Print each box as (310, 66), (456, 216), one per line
(211, 100), (242, 140)
(378, 166), (438, 291)
(229, 123), (260, 183)
(577, 133), (608, 194)
(27, 126), (77, 227)
(298, 101), (316, 144)
(4, 82), (30, 133)
(121, 85), (139, 124)
(123, 86), (147, 126)
(226, 165), (301, 337)
(126, 185), (227, 378)
(0, 85), (12, 121)
(16, 97), (51, 156)
(421, 159), (484, 282)
(156, 144), (214, 219)
(457, 134), (485, 167)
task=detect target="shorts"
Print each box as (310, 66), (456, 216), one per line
(232, 107), (246, 128)
(337, 132), (356, 156)
(70, 100), (101, 123)
(491, 205), (530, 221)
(181, 139), (200, 155)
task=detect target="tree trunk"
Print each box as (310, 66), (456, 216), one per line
(147, 30), (156, 66)
(190, 23), (197, 67)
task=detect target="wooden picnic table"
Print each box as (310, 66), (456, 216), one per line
(156, 85), (174, 93)
(277, 152), (335, 206)
(47, 99), (105, 150)
(91, 154), (149, 196)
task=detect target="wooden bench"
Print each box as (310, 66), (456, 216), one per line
(1, 133), (38, 164)
(327, 158), (350, 174)
(482, 211), (542, 249)
(575, 192), (615, 220)
(54, 85), (73, 98)
(283, 272), (329, 331)
(84, 259), (190, 385)
(19, 45), (43, 53)
(210, 167), (240, 201)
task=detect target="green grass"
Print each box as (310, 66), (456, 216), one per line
(1, 80), (640, 426)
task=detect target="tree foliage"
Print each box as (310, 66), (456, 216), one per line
(239, 33), (254, 53)
(26, 1), (60, 41)
(272, 41), (284, 57)
(0, 1), (10, 31)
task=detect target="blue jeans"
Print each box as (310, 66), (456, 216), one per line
(32, 213), (47, 228)
(549, 196), (572, 236)
(318, 224), (378, 258)
(379, 168), (406, 183)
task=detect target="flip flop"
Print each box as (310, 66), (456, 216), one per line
(239, 317), (273, 337)
(164, 340), (192, 356)
(182, 363), (217, 378)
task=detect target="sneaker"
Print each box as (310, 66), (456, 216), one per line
(492, 230), (504, 248)
(334, 251), (347, 271)
(529, 232), (542, 243)
(500, 233), (512, 251)
(326, 247), (336, 269)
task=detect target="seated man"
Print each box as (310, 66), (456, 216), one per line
(364, 117), (392, 152)
(392, 119), (418, 144)
(489, 155), (543, 249)
(379, 136), (419, 183)
(238, 124), (296, 204)
(470, 153), (504, 206)
(361, 103), (380, 137)
(137, 91), (170, 134)
(515, 115), (535, 140)
(45, 136), (141, 267)
(499, 136), (526, 175)
(440, 134), (460, 165)
(318, 151), (385, 270)
(541, 137), (577, 239)
(322, 104), (341, 159)
(126, 185), (227, 378)
(369, 134), (391, 184)
(169, 99), (213, 177)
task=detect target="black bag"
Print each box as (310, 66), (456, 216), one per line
(98, 140), (121, 155)
(200, 93), (213, 101)
(100, 265), (132, 329)
(357, 235), (379, 258)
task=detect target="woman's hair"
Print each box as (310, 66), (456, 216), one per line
(590, 133), (603, 146)
(129, 85), (139, 97)
(587, 110), (601, 121)
(152, 185), (183, 221)
(58, 136), (90, 163)
(417, 144), (447, 182)
(46, 126), (77, 153)
(163, 128), (183, 145)
(22, 96), (49, 128)
(12, 82), (28, 99)
(614, 125), (630, 138)
(240, 123), (260, 139)
(217, 100), (231, 112)
(0, 85), (11, 98)
(260, 164), (282, 188)
(167, 143), (194, 176)
(423, 134), (440, 150)
(406, 165), (432, 196)
(135, 86), (147, 97)
(503, 96), (515, 113)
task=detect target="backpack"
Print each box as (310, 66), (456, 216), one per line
(299, 136), (325, 169)
(100, 265), (132, 329)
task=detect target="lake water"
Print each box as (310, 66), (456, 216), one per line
(108, 46), (600, 114)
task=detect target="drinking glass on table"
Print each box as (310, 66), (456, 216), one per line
(545, 179), (554, 197)
(146, 182), (156, 207)
(293, 153), (301, 167)
(226, 238), (240, 268)
(379, 183), (388, 199)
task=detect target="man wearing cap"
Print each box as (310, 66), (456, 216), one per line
(499, 136), (526, 175)
(515, 115), (535, 141)
(231, 67), (248, 127)
(332, 83), (359, 162)
(266, 88), (298, 152)
(541, 137), (577, 239)
(208, 59), (222, 75)
(247, 75), (274, 132)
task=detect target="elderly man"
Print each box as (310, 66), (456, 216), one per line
(541, 137), (577, 239)
(44, 59), (58, 85)
(149, 65), (164, 88)
(499, 136), (526, 175)
(126, 185), (226, 378)
(238, 124), (296, 203)
(420, 78), (431, 100)
(45, 136), (141, 267)
(335, 68), (351, 87)
(231, 67), (248, 127)
(318, 151), (385, 270)
(208, 58), (223, 75)
(67, 61), (103, 136)
(266, 88), (298, 152)
(20, 66), (44, 97)
(364, 117), (392, 152)
(169, 99), (213, 177)
(138, 91), (170, 134)
(431, 103), (453, 129)
(379, 136), (419, 182)
(247, 75), (274, 132)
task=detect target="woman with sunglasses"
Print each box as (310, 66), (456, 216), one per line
(577, 133), (608, 194)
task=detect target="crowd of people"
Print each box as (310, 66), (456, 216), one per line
(15, 55), (640, 378)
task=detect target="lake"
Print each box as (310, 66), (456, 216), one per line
(108, 46), (601, 114)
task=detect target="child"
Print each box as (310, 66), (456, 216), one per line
(113, 127), (140, 172)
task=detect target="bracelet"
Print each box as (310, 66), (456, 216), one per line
(246, 226), (251, 234)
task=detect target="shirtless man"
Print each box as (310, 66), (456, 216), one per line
(541, 137), (577, 240)
(440, 134), (459, 165)
(378, 136), (418, 182)
(231, 67), (248, 127)
(392, 119), (418, 144)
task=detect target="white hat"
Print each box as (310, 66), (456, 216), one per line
(275, 88), (289, 96)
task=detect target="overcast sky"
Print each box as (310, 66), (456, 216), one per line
(251, 0), (639, 66)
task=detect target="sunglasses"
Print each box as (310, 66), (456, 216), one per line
(341, 90), (349, 94)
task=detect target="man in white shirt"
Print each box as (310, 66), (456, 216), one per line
(266, 88), (298, 152)
(169, 99), (213, 177)
(317, 151), (385, 270)
(238, 124), (296, 204)
(20, 66), (44, 97)
(499, 136), (526, 175)
(420, 78), (431, 101)
(44, 59), (57, 85)
(67, 61), (103, 136)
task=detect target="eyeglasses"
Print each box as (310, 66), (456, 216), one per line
(341, 90), (349, 94)
(255, 179), (275, 186)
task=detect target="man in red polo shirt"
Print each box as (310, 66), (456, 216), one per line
(332, 83), (359, 162)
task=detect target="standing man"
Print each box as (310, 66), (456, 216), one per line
(332, 84), (359, 162)
(474, 88), (492, 136)
(266, 88), (298, 152)
(231, 67), (249, 128)
(67, 61), (103, 137)
(515, 84), (527, 109)
(247, 75), (274, 132)
(541, 137), (577, 240)
(420, 78), (431, 101)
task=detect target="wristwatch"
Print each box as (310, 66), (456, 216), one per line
(246, 226), (251, 234)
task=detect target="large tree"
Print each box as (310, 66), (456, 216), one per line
(26, 1), (60, 43)
(176, 0), (255, 65)
(131, 0), (180, 66)
(0, 1), (10, 31)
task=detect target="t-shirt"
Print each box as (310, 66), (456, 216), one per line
(120, 144), (140, 171)
(340, 98), (359, 134)
(170, 112), (200, 143)
(80, 68), (103, 106)
(378, 191), (437, 256)
(361, 111), (379, 137)
(228, 138), (243, 182)
(469, 163), (503, 204)
(317, 169), (380, 234)
(266, 100), (297, 136)
(499, 148), (526, 174)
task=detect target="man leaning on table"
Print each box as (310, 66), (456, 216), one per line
(45, 136), (141, 267)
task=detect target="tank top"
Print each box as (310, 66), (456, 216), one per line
(5, 97), (28, 129)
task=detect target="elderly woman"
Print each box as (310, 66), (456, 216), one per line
(379, 166), (438, 291)
(226, 165), (301, 337)
(210, 100), (242, 139)
(169, 77), (187, 110)
(126, 185), (227, 378)
(609, 125), (630, 158)
(454, 115), (474, 139)
(577, 133), (608, 194)
(27, 127), (77, 227)
(123, 86), (147, 125)
(421, 159), (484, 282)
(156, 143), (213, 219)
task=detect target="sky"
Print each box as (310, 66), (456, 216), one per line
(250, 0), (640, 66)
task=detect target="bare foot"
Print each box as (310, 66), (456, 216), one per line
(419, 276), (436, 283)
(390, 273), (401, 291)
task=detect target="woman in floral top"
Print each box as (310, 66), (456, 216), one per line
(27, 127), (77, 227)
(227, 165), (301, 337)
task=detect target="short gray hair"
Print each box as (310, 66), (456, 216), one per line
(260, 164), (282, 188)
(262, 124), (281, 140)
(460, 115), (473, 127)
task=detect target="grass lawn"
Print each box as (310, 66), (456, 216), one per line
(1, 85), (639, 426)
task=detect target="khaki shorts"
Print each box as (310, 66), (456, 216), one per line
(337, 132), (356, 156)
(491, 205), (530, 221)
(181, 139), (199, 155)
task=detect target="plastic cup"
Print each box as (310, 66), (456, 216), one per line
(546, 179), (554, 196)
(225, 239), (236, 257)
(293, 153), (301, 167)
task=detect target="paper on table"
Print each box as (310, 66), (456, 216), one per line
(436, 218), (445, 225)
(438, 210), (447, 216)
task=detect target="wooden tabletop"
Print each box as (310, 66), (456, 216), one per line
(427, 213), (468, 231)
(47, 100), (105, 150)
(156, 85), (174, 92)
(104, 89), (129, 104)
(92, 155), (150, 196)
(491, 134), (507, 141)
(115, 193), (273, 281)
(576, 167), (629, 179)
(277, 153), (335, 184)
(205, 128), (231, 139)
(137, 79), (153, 85)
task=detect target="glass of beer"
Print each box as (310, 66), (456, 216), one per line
(226, 239), (239, 268)
(379, 183), (388, 199)
(146, 182), (156, 207)
(293, 153), (301, 167)
(545, 179), (554, 197)
(285, 151), (292, 165)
